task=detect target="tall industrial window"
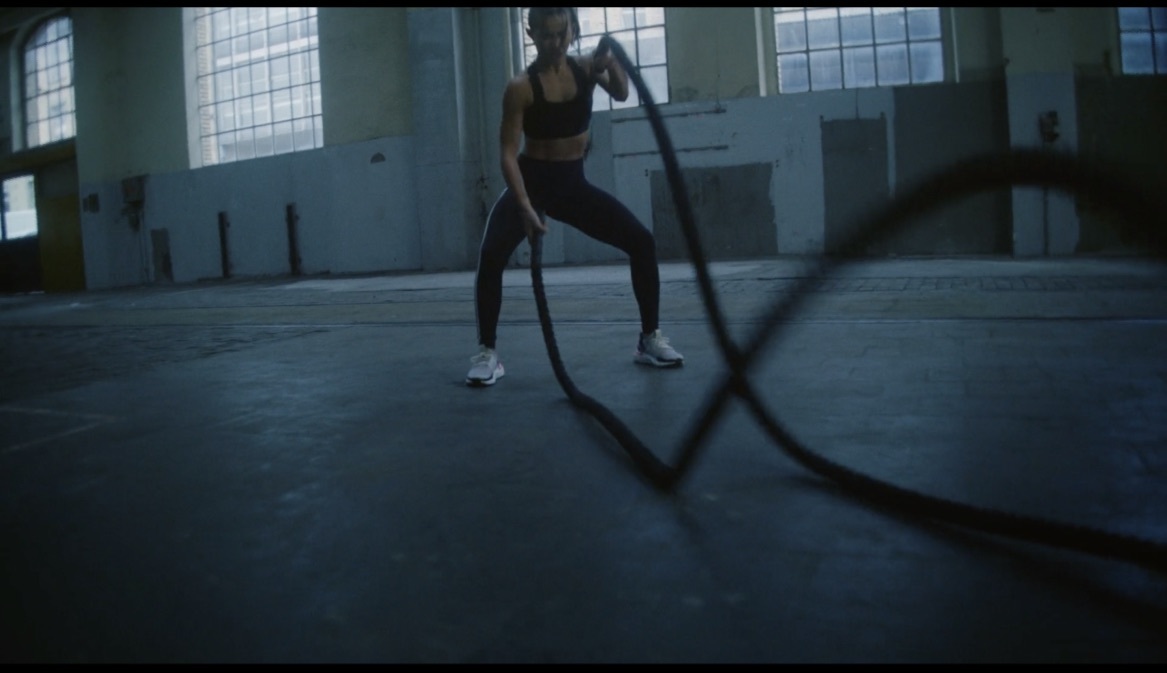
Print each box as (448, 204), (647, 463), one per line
(773, 7), (943, 94)
(519, 7), (669, 110)
(1118, 7), (1166, 74)
(24, 14), (76, 148)
(194, 8), (322, 166)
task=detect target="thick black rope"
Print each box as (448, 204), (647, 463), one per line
(529, 34), (1167, 575)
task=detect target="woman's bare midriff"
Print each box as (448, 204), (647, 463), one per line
(522, 132), (590, 162)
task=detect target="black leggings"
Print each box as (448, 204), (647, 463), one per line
(475, 155), (660, 349)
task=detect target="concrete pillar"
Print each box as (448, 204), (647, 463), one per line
(408, 7), (484, 271)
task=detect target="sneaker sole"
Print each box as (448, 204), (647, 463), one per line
(635, 354), (683, 368)
(466, 365), (505, 387)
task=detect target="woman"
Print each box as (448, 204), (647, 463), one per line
(466, 7), (683, 387)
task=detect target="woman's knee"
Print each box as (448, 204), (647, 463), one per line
(477, 246), (510, 276)
(627, 225), (657, 260)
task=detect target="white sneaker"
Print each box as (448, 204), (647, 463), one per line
(635, 330), (684, 367)
(466, 346), (505, 386)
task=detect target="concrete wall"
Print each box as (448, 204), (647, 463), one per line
(73, 8), (190, 184)
(0, 7), (1162, 292)
(319, 8), (412, 146)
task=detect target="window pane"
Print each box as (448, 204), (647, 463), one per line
(212, 40), (231, 71)
(840, 7), (873, 47)
(231, 7), (249, 36)
(592, 86), (611, 113)
(775, 10), (808, 53)
(909, 41), (943, 83)
(251, 61), (269, 94)
(290, 52), (309, 86)
(236, 97), (254, 128)
(212, 10), (231, 40)
(272, 88), (291, 122)
(250, 7), (268, 33)
(637, 26), (666, 66)
(231, 35), (249, 67)
(293, 85), (311, 118)
(843, 45), (876, 88)
(639, 7), (664, 25)
(907, 7), (940, 40)
(809, 49), (842, 91)
(874, 7), (906, 44)
(1153, 7), (1167, 30)
(236, 127), (256, 160)
(274, 121), (294, 154)
(217, 101), (235, 132)
(579, 33), (601, 56)
(877, 43), (910, 85)
(270, 55), (290, 90)
(1121, 32), (1155, 74)
(1118, 7), (1151, 31)
(1156, 32), (1167, 74)
(253, 92), (271, 125)
(218, 133), (236, 163)
(293, 118), (313, 151)
(641, 63), (668, 104)
(234, 66), (253, 97)
(778, 53), (809, 93)
(254, 124), (274, 157)
(214, 70), (233, 101)
(3, 176), (39, 240)
(806, 8), (840, 50)
(573, 7), (596, 34)
(606, 7), (631, 31)
(294, 19), (311, 49)
(269, 23), (289, 56)
(250, 30), (268, 60)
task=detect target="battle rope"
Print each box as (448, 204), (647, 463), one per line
(529, 34), (1167, 575)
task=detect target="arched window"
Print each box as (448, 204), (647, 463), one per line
(193, 8), (323, 166)
(24, 14), (76, 148)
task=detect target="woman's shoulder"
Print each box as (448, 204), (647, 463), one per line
(503, 72), (534, 109)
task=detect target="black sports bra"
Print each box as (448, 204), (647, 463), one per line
(523, 57), (593, 140)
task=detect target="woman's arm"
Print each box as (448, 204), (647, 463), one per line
(499, 77), (547, 240)
(587, 40), (629, 102)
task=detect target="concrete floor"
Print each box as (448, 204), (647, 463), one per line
(2, 255), (1166, 663)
